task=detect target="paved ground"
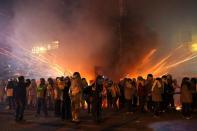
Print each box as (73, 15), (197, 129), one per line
(0, 104), (197, 131)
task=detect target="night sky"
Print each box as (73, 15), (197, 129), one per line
(1, 0), (197, 43)
(0, 0), (197, 79)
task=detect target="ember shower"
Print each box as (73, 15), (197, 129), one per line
(2, 0), (159, 80)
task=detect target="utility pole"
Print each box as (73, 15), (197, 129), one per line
(118, 0), (127, 59)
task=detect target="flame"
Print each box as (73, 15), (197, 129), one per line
(176, 106), (182, 111)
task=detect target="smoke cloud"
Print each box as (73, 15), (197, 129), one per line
(5, 0), (159, 80)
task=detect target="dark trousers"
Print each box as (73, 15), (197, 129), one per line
(107, 95), (113, 109)
(126, 99), (133, 112)
(61, 99), (72, 120)
(147, 96), (153, 112)
(163, 94), (171, 111)
(86, 97), (92, 114)
(112, 97), (118, 111)
(8, 96), (14, 109)
(133, 96), (138, 108)
(182, 103), (191, 117)
(192, 93), (197, 110)
(169, 95), (175, 108)
(92, 99), (102, 122)
(153, 102), (161, 116)
(37, 98), (48, 116)
(15, 99), (26, 120)
(119, 96), (125, 109)
(54, 99), (61, 116)
(139, 96), (146, 112)
(46, 96), (53, 110)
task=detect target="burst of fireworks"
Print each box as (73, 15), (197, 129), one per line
(0, 44), (67, 78)
(0, 48), (27, 64)
(166, 53), (197, 69)
(126, 43), (196, 78)
(142, 49), (157, 64)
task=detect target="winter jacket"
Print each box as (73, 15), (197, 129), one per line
(46, 84), (54, 98)
(63, 81), (71, 100)
(138, 82), (146, 96)
(163, 83), (173, 95)
(124, 81), (135, 100)
(14, 82), (28, 101)
(6, 81), (14, 97)
(110, 84), (120, 98)
(181, 84), (192, 104)
(152, 80), (163, 102)
(37, 84), (47, 98)
(54, 87), (62, 100)
(70, 78), (82, 102)
(145, 80), (153, 96)
(28, 83), (37, 96)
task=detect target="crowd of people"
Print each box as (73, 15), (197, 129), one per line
(0, 72), (197, 123)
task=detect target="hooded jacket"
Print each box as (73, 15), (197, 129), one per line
(152, 80), (163, 102)
(124, 81), (135, 100)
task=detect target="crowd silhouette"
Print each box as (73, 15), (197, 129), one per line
(0, 72), (197, 123)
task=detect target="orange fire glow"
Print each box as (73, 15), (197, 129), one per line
(127, 44), (197, 79)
